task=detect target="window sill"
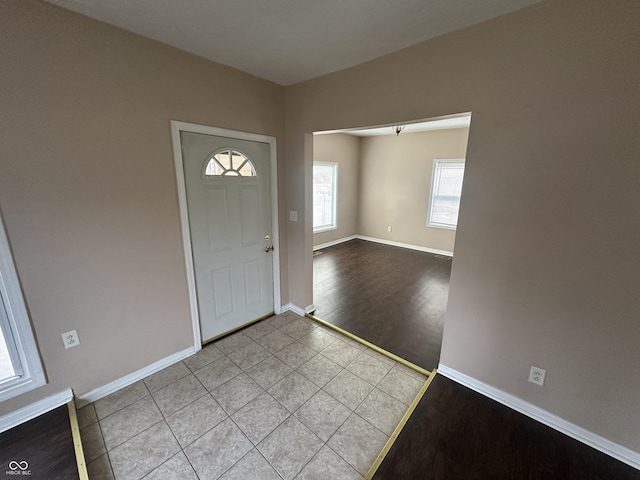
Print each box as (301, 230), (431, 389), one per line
(0, 372), (46, 403)
(313, 226), (337, 234)
(427, 223), (457, 231)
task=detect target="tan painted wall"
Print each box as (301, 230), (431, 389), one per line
(285, 0), (640, 452)
(358, 129), (469, 252)
(0, 0), (285, 415)
(312, 134), (360, 246)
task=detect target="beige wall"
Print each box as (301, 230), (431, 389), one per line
(312, 134), (360, 246)
(0, 0), (285, 415)
(358, 129), (469, 253)
(285, 0), (640, 452)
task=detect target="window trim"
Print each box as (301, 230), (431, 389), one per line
(427, 158), (465, 231)
(312, 161), (338, 234)
(0, 213), (45, 402)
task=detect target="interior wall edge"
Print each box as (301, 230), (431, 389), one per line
(280, 303), (307, 317)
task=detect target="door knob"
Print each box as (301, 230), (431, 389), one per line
(265, 245), (275, 253)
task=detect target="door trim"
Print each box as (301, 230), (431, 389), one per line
(170, 120), (281, 350)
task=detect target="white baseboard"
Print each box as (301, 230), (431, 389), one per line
(437, 364), (640, 470)
(281, 303), (308, 317)
(313, 235), (357, 251)
(0, 388), (74, 434)
(76, 346), (196, 408)
(312, 234), (454, 257)
(355, 235), (453, 257)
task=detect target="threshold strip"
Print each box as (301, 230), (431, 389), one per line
(202, 311), (275, 346)
(305, 313), (432, 377)
(305, 313), (436, 479)
(67, 399), (89, 480)
(364, 369), (436, 479)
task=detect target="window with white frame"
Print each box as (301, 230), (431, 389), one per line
(428, 159), (465, 229)
(313, 162), (338, 233)
(0, 214), (45, 402)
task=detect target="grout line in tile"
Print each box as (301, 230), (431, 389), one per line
(138, 450), (177, 480)
(306, 314), (433, 377)
(95, 413), (109, 457)
(186, 370), (212, 406)
(99, 419), (172, 480)
(147, 389), (164, 420)
(100, 396), (166, 452)
(331, 411), (390, 477)
(87, 313), (427, 480)
(102, 418), (166, 454)
(230, 391), (292, 447)
(79, 411), (110, 477)
(145, 378), (233, 453)
(343, 350), (390, 388)
(352, 409), (391, 442)
(103, 452), (115, 479)
(96, 382), (153, 423)
(216, 417), (259, 478)
(321, 369), (376, 416)
(258, 447), (286, 480)
(316, 400), (352, 443)
(324, 438), (366, 478)
(363, 370), (436, 480)
(289, 444), (322, 480)
(154, 415), (195, 478)
(182, 450), (201, 480)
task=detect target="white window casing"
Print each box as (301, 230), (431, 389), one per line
(0, 214), (45, 402)
(428, 159), (465, 230)
(313, 162), (338, 233)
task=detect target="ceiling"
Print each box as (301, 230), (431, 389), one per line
(45, 0), (541, 86)
(339, 114), (472, 137)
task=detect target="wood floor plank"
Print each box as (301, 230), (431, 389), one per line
(0, 405), (79, 480)
(313, 239), (450, 370)
(373, 375), (639, 480)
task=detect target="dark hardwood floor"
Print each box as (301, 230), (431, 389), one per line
(0, 404), (79, 480)
(313, 238), (451, 370)
(374, 374), (639, 480)
(314, 239), (639, 479)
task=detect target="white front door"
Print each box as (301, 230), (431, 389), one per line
(181, 131), (275, 342)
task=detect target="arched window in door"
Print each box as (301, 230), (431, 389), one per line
(203, 149), (257, 177)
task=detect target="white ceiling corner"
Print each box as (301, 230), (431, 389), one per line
(44, 0), (542, 86)
(338, 114), (472, 137)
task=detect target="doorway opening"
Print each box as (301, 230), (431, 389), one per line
(310, 113), (471, 369)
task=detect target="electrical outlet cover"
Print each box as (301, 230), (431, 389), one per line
(62, 329), (80, 349)
(529, 365), (546, 386)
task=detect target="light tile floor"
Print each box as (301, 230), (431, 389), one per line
(78, 312), (427, 480)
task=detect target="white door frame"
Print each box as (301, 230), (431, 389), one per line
(170, 120), (282, 351)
